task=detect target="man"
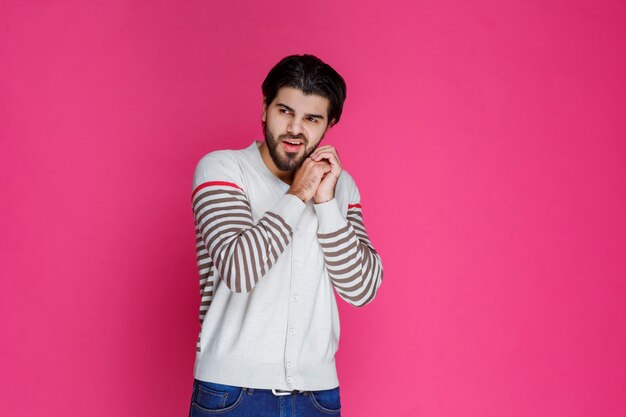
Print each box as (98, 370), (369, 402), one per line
(189, 54), (383, 417)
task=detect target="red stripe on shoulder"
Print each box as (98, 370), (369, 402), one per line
(348, 203), (362, 209)
(192, 181), (244, 201)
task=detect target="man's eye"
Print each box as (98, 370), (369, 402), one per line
(307, 117), (318, 123)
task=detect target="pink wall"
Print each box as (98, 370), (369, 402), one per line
(2, 1), (625, 416)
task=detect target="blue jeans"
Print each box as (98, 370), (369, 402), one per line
(189, 379), (341, 417)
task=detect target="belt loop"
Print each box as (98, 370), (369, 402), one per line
(247, 387), (254, 395)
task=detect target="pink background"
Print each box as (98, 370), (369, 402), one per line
(1, 1), (625, 416)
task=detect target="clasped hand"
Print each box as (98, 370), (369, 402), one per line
(288, 145), (342, 204)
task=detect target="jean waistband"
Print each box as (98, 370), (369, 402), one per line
(243, 387), (307, 396)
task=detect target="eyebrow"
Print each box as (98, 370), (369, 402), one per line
(277, 103), (325, 120)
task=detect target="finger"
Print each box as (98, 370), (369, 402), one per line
(310, 145), (336, 160)
(312, 152), (335, 163)
(312, 163), (331, 178)
(313, 159), (331, 168)
(314, 160), (331, 170)
(311, 150), (336, 160)
(312, 152), (341, 170)
(314, 151), (340, 168)
(313, 145), (334, 152)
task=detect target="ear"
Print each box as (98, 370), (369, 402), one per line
(262, 98), (268, 123)
(328, 118), (337, 128)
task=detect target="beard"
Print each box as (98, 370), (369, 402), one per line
(263, 122), (319, 172)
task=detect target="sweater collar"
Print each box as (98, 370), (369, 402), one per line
(246, 140), (290, 191)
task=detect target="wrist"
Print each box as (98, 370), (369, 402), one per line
(288, 189), (307, 202)
(313, 193), (334, 204)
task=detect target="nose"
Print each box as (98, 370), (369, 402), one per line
(287, 120), (302, 136)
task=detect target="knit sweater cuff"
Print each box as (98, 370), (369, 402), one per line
(271, 193), (307, 231)
(313, 198), (347, 234)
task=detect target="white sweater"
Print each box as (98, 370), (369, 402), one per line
(191, 141), (383, 390)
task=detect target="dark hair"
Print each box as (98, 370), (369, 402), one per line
(262, 54), (347, 126)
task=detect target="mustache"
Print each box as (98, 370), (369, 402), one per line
(279, 133), (306, 142)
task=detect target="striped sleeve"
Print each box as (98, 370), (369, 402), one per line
(314, 198), (384, 307)
(192, 180), (306, 294)
(193, 222), (217, 351)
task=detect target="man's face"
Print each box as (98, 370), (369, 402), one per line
(262, 87), (332, 172)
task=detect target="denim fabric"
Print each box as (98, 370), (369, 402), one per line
(189, 379), (341, 417)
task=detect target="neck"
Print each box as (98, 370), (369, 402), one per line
(258, 141), (295, 185)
